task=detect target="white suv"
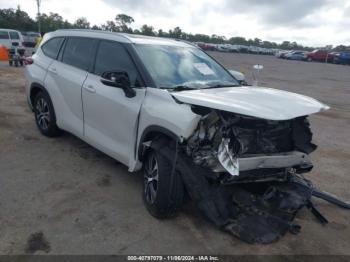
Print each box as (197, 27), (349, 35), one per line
(25, 29), (329, 219)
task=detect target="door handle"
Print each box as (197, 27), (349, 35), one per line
(84, 85), (96, 93)
(49, 67), (57, 74)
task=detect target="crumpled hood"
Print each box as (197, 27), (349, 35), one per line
(172, 86), (329, 120)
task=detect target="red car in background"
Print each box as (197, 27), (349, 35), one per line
(196, 42), (217, 51)
(305, 49), (335, 62)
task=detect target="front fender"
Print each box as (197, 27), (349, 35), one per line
(132, 88), (201, 170)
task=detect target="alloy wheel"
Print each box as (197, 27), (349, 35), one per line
(36, 98), (50, 130)
(144, 153), (159, 204)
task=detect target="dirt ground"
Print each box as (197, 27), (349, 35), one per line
(0, 53), (350, 255)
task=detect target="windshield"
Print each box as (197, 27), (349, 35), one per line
(134, 44), (239, 89)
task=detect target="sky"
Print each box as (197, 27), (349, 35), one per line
(1, 0), (350, 47)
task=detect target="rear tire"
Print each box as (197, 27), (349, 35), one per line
(33, 92), (62, 137)
(143, 144), (184, 219)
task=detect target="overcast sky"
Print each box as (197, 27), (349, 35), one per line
(1, 0), (350, 46)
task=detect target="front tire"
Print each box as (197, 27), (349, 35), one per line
(33, 92), (62, 137)
(143, 146), (184, 219)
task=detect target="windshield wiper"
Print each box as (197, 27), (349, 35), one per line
(160, 85), (196, 91)
(204, 84), (238, 89)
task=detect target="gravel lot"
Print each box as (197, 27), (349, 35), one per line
(0, 53), (350, 255)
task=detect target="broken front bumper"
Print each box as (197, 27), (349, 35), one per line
(215, 150), (312, 175)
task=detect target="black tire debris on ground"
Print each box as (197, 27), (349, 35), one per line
(25, 232), (51, 254)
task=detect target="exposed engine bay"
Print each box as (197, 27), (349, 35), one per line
(148, 106), (350, 244)
(186, 107), (315, 181)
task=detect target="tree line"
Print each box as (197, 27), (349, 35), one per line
(1, 6), (349, 51)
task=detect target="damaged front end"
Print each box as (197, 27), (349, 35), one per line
(150, 106), (350, 244)
(186, 108), (315, 183)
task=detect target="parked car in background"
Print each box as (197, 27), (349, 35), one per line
(333, 51), (350, 65)
(216, 44), (231, 52)
(196, 42), (217, 51)
(305, 49), (335, 62)
(0, 28), (25, 51)
(0, 28), (26, 65)
(21, 31), (41, 56)
(276, 50), (292, 59)
(22, 32), (41, 48)
(285, 51), (306, 61)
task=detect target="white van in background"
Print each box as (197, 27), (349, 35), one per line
(0, 29), (25, 51)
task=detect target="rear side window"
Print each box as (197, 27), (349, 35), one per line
(9, 32), (20, 40)
(62, 37), (95, 71)
(0, 31), (9, 39)
(94, 41), (141, 87)
(41, 37), (64, 59)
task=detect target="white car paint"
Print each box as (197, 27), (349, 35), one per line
(131, 87), (201, 171)
(25, 29), (329, 174)
(0, 29), (24, 49)
(172, 86), (329, 121)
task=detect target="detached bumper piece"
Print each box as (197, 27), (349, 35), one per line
(151, 139), (350, 244)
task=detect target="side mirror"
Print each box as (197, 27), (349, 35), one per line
(101, 71), (136, 98)
(228, 69), (248, 86)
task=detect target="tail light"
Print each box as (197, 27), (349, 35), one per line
(24, 57), (34, 65)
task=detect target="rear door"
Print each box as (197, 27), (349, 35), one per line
(0, 30), (11, 48)
(8, 31), (22, 49)
(45, 37), (97, 137)
(82, 40), (146, 165)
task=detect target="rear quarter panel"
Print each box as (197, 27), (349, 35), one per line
(24, 48), (54, 108)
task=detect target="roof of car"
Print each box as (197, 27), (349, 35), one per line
(0, 28), (22, 32)
(52, 29), (194, 47)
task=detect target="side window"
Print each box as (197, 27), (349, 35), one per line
(9, 32), (20, 40)
(41, 37), (64, 59)
(94, 41), (141, 87)
(0, 31), (9, 39)
(62, 37), (95, 71)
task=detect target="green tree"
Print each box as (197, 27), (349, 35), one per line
(102, 20), (117, 31)
(91, 25), (102, 30)
(39, 12), (71, 33)
(73, 17), (90, 29)
(211, 34), (226, 44)
(140, 24), (155, 36)
(115, 14), (134, 33)
(0, 7), (36, 31)
(0, 7), (321, 51)
(168, 26), (182, 38)
(228, 37), (247, 45)
(253, 38), (262, 46)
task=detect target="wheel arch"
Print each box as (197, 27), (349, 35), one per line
(137, 125), (180, 161)
(29, 83), (49, 109)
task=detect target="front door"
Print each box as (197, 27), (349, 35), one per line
(82, 40), (146, 166)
